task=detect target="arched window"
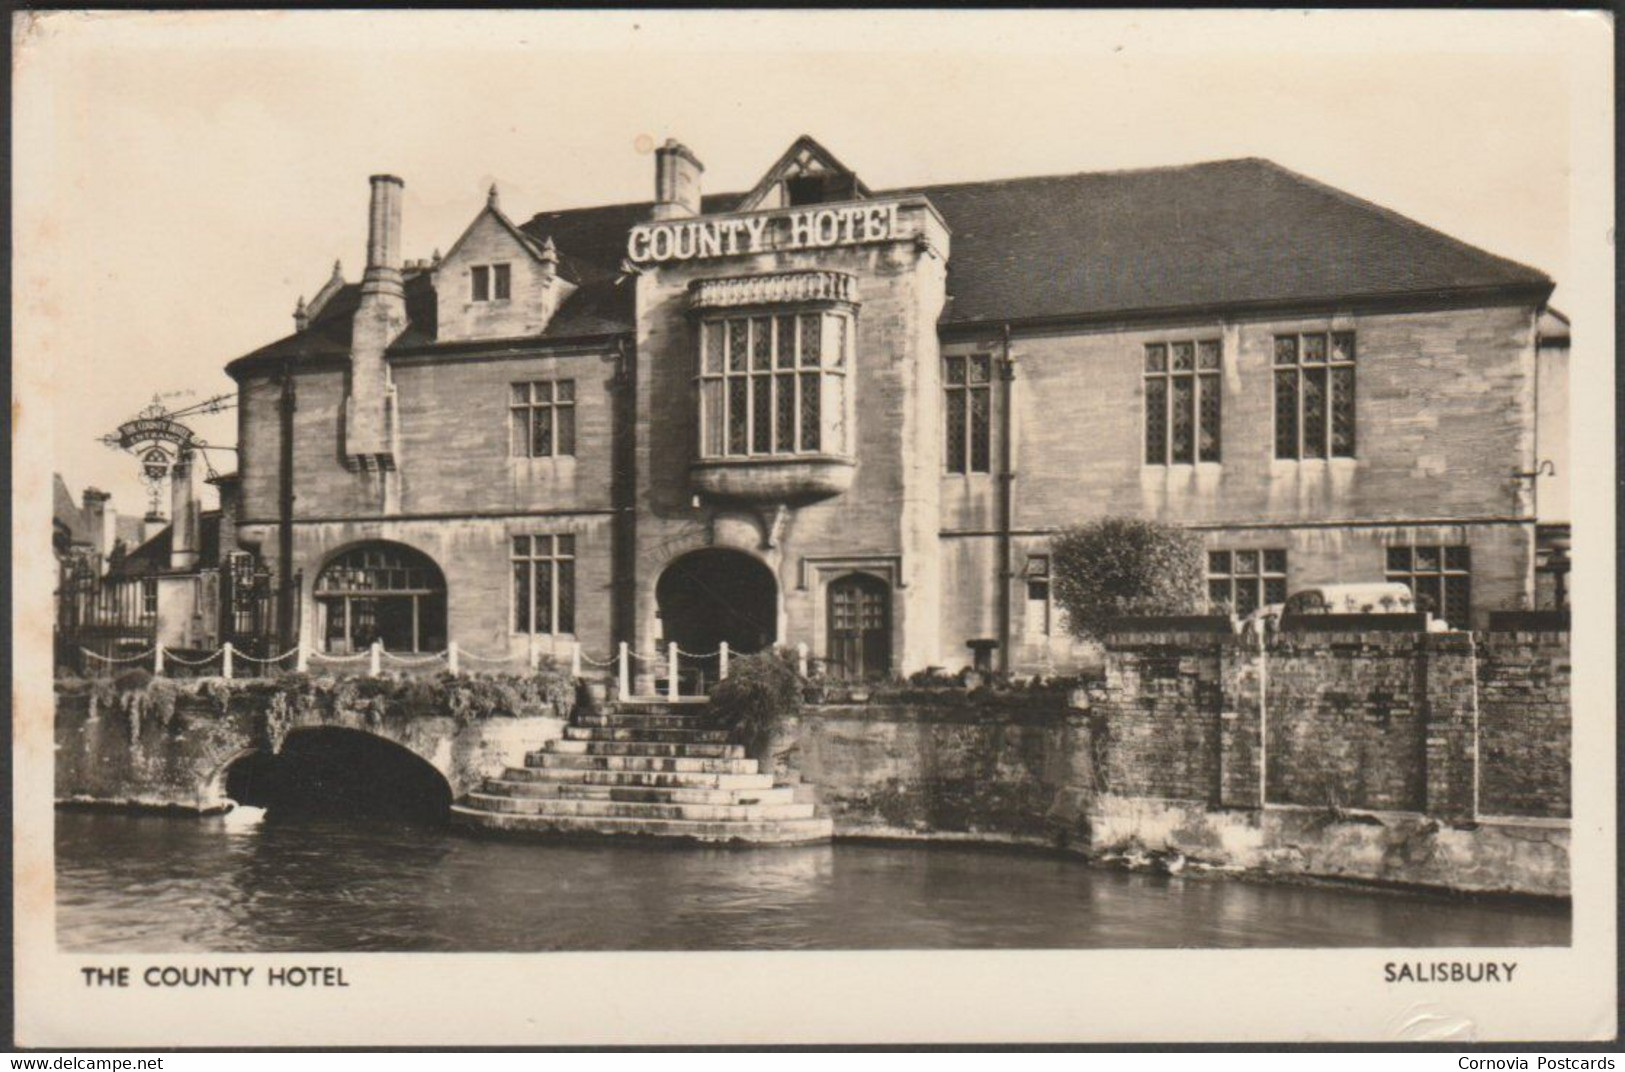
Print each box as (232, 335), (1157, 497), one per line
(315, 543), (446, 654)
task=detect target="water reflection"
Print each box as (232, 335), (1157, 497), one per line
(55, 812), (1570, 953)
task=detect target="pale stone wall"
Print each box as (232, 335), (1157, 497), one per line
(431, 210), (575, 343)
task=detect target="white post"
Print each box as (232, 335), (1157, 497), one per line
(570, 640), (582, 678)
(528, 632), (540, 673)
(222, 641), (234, 680)
(667, 643), (680, 701)
(796, 642), (809, 678)
(153, 645), (165, 677)
(617, 641), (630, 699)
(719, 640), (730, 680)
(296, 641), (309, 674)
(448, 641), (460, 676)
(369, 639), (382, 677)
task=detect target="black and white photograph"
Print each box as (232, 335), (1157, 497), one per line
(13, 8), (1615, 1047)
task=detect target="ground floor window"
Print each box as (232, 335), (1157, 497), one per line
(1024, 554), (1052, 637)
(315, 543), (446, 654)
(513, 534), (575, 635)
(1386, 545), (1470, 629)
(1207, 549), (1288, 616)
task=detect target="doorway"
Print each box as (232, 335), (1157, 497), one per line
(655, 549), (777, 693)
(826, 573), (891, 681)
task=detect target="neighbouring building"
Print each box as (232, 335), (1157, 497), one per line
(222, 136), (1564, 681)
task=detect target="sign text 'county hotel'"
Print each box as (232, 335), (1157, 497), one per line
(627, 203), (903, 263)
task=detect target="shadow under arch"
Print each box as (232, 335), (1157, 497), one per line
(222, 727), (453, 826)
(656, 547), (779, 693)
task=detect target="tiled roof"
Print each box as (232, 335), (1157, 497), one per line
(53, 474), (91, 546)
(226, 157), (1550, 374)
(108, 512), (222, 578)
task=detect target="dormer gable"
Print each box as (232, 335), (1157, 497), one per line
(431, 185), (577, 343)
(735, 135), (872, 213)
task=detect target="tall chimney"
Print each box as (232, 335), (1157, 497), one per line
(652, 140), (704, 220)
(346, 174), (407, 464)
(168, 449), (199, 572)
(80, 488), (113, 565)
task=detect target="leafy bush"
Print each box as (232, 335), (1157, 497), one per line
(1051, 517), (1207, 640)
(708, 649), (802, 749)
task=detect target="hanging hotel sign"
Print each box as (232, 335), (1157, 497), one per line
(107, 415), (196, 452)
(628, 203), (902, 264)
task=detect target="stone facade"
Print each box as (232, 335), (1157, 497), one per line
(225, 138), (1557, 677)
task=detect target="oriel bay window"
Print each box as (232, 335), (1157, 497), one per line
(697, 312), (851, 458)
(513, 534), (576, 636)
(1145, 340), (1221, 465)
(1275, 331), (1356, 460)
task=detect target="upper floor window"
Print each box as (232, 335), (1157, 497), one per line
(513, 534), (575, 636)
(511, 380), (576, 458)
(472, 263), (512, 303)
(697, 312), (850, 459)
(1145, 340), (1221, 465)
(1275, 331), (1355, 460)
(1386, 545), (1470, 629)
(945, 354), (992, 474)
(1207, 549), (1287, 616)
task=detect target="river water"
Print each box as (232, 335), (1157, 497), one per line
(56, 811), (1569, 952)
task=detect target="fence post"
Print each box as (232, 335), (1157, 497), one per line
(667, 643), (680, 701)
(617, 641), (630, 699)
(719, 640), (730, 680)
(448, 641), (460, 676)
(153, 645), (165, 677)
(570, 641), (582, 678)
(369, 640), (381, 677)
(222, 641), (234, 680)
(796, 642), (809, 678)
(296, 641), (309, 674)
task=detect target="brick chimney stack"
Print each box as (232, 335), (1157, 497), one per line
(346, 174), (407, 465)
(652, 139), (704, 220)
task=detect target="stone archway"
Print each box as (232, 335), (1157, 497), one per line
(314, 542), (447, 655)
(221, 726), (453, 824)
(656, 548), (778, 691)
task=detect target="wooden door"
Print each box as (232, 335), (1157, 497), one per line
(827, 574), (891, 681)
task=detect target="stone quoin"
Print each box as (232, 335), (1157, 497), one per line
(221, 134), (1564, 681)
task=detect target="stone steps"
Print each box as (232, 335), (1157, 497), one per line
(563, 726), (733, 744)
(463, 792), (817, 823)
(526, 753), (760, 774)
(497, 766), (777, 790)
(546, 739), (746, 759)
(481, 780), (797, 806)
(451, 699), (831, 846)
(450, 806), (834, 845)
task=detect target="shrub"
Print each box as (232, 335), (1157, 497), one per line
(1051, 517), (1207, 640)
(708, 649), (802, 749)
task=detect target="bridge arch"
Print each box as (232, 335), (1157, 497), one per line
(219, 726), (453, 824)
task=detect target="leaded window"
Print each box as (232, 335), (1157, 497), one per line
(513, 534), (576, 635)
(1275, 331), (1356, 460)
(1386, 545), (1470, 629)
(697, 313), (850, 458)
(511, 380), (576, 458)
(1207, 549), (1288, 616)
(1145, 339), (1221, 465)
(945, 353), (993, 474)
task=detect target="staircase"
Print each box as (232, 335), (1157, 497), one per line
(450, 699), (834, 845)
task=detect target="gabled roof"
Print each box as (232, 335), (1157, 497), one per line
(107, 512), (223, 578)
(734, 134), (873, 213)
(226, 156), (1552, 376)
(53, 474), (91, 546)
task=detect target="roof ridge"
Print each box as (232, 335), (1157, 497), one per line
(879, 156), (1268, 196)
(1249, 158), (1551, 286)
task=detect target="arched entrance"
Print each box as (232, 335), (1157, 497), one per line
(656, 549), (777, 692)
(222, 728), (453, 825)
(315, 542), (447, 654)
(827, 573), (891, 681)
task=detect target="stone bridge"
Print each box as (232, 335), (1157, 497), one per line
(54, 684), (564, 813)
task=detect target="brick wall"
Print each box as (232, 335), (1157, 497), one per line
(1478, 631), (1571, 818)
(1085, 626), (1569, 821)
